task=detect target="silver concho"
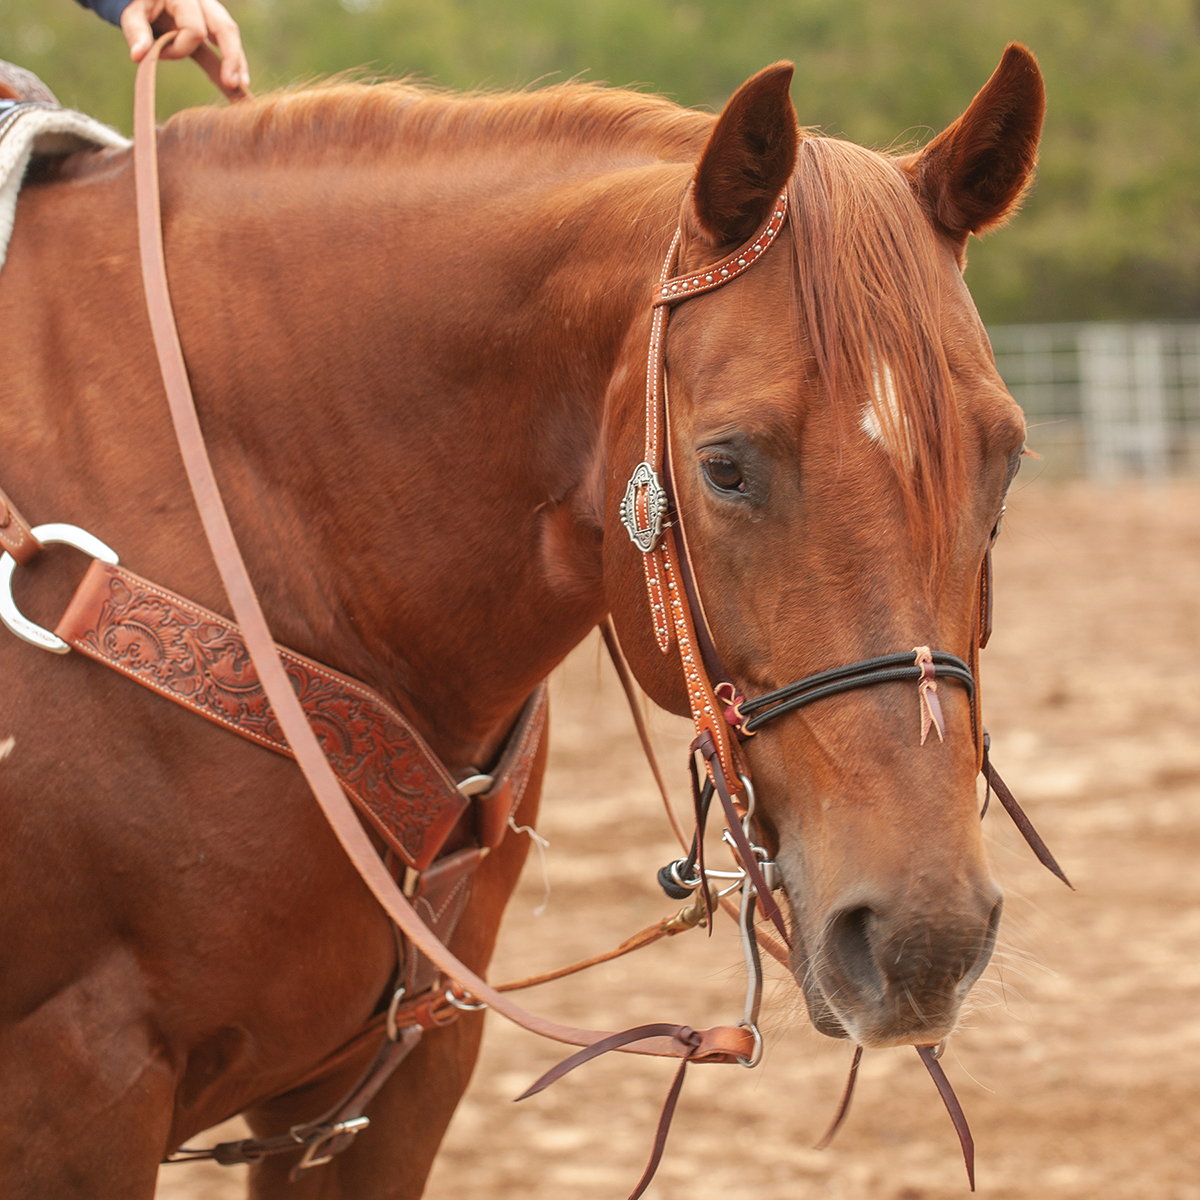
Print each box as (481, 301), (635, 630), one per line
(619, 462), (668, 553)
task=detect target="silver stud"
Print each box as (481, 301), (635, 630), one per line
(705, 274), (713, 283)
(738, 258), (746, 267)
(720, 268), (729, 277)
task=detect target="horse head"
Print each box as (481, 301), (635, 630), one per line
(605, 46), (1043, 1049)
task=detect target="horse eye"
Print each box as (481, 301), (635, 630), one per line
(702, 456), (745, 493)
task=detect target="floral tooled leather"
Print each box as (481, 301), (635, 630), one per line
(56, 561), (467, 870)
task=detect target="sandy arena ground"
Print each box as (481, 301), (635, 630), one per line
(155, 477), (1200, 1199)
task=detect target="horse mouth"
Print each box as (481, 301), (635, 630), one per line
(789, 900), (1003, 1048)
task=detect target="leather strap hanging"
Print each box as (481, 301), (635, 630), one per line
(133, 32), (751, 1067)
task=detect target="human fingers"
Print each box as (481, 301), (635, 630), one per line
(155, 0), (208, 59)
(199, 0), (251, 95)
(118, 0), (166, 62)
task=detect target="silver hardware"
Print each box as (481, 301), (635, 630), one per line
(735, 863), (764, 1069)
(402, 867), (420, 898)
(385, 986), (408, 1042)
(456, 773), (494, 797)
(670, 859), (704, 891)
(0, 523), (119, 654)
(619, 462), (669, 553)
(929, 1038), (947, 1061)
(736, 773), (782, 892)
(445, 986), (488, 1012)
(736, 1020), (764, 1069)
(293, 1116), (371, 1171)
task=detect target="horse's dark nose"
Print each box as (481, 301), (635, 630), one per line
(813, 884), (1003, 1047)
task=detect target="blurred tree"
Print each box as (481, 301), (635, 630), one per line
(1, 0), (1196, 322)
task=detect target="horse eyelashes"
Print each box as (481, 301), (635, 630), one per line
(702, 456), (746, 493)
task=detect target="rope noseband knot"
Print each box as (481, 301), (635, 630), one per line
(913, 645), (946, 745)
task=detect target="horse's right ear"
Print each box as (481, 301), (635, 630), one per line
(688, 62), (799, 247)
(901, 43), (1045, 241)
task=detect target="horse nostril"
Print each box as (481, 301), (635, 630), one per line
(825, 905), (885, 1005)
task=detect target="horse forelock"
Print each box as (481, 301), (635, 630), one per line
(159, 78), (714, 165)
(788, 136), (966, 577)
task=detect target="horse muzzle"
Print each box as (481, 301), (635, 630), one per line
(789, 880), (1004, 1048)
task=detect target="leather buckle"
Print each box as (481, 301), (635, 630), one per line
(292, 1116), (370, 1172)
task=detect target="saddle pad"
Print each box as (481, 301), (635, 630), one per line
(0, 101), (130, 275)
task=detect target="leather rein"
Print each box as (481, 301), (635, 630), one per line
(0, 40), (1069, 1193)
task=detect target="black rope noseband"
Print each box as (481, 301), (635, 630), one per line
(732, 651), (973, 735)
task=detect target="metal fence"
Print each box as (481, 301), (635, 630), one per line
(987, 322), (1200, 481)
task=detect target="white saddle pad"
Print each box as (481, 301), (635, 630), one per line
(0, 103), (130, 275)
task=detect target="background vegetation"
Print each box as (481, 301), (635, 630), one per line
(2, 0), (1197, 324)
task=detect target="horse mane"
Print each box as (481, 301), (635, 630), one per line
(159, 84), (964, 569)
(159, 78), (714, 165)
(789, 136), (965, 575)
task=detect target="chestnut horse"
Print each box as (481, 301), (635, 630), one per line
(0, 41), (1042, 1199)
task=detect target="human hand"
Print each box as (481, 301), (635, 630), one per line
(120, 0), (250, 99)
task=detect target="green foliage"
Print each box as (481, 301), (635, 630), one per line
(3, 0), (1197, 322)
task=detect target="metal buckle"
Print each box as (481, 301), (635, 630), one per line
(385, 986), (408, 1042)
(619, 462), (669, 553)
(292, 1116), (370, 1172)
(0, 523), (119, 654)
(444, 985), (487, 1012)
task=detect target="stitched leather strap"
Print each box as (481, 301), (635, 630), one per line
(0, 484), (40, 566)
(56, 560), (470, 870)
(134, 33), (751, 1065)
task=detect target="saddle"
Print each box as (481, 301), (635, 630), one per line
(0, 60), (130, 275)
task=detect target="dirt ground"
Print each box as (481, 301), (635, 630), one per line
(156, 477), (1200, 1199)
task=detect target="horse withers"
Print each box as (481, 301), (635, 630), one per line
(0, 42), (1041, 1198)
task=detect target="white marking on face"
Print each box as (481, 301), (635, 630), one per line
(861, 353), (912, 464)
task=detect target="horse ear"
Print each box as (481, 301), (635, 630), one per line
(689, 62), (799, 247)
(0, 82), (19, 101)
(902, 43), (1044, 240)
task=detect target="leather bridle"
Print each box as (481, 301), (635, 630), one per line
(0, 43), (1069, 1193)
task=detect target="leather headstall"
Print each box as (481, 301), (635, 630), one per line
(617, 187), (1071, 926)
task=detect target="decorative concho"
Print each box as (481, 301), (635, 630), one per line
(620, 461), (669, 553)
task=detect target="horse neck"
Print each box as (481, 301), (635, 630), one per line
(157, 140), (689, 768)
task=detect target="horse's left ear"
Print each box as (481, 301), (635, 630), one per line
(689, 62), (799, 247)
(901, 43), (1045, 240)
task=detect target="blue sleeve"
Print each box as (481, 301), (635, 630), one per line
(74, 0), (134, 26)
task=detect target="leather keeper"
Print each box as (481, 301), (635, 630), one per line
(0, 485), (41, 566)
(476, 780), (514, 850)
(412, 846), (487, 902)
(690, 1024), (756, 1064)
